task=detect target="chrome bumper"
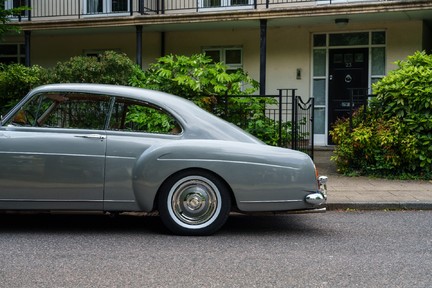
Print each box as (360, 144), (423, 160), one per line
(305, 176), (328, 206)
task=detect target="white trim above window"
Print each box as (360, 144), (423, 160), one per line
(198, 0), (254, 12)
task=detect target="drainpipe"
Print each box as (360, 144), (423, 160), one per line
(260, 19), (267, 95)
(136, 25), (143, 68)
(24, 31), (31, 67)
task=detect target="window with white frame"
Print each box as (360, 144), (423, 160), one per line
(84, 0), (129, 15)
(203, 47), (243, 72)
(199, 0), (253, 11)
(4, 0), (28, 18)
(4, 0), (26, 9)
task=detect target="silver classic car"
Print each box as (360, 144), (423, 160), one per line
(0, 84), (327, 235)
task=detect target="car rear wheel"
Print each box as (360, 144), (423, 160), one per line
(158, 170), (231, 236)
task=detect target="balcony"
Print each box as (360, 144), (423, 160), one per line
(10, 0), (412, 21)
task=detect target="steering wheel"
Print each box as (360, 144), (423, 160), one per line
(24, 109), (39, 126)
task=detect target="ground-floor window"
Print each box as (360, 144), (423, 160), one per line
(0, 43), (25, 64)
(312, 31), (386, 145)
(203, 47), (243, 72)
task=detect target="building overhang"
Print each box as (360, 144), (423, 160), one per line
(9, 0), (432, 35)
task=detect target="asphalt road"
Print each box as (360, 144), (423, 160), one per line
(0, 211), (431, 288)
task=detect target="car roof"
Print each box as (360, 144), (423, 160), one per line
(25, 84), (263, 144)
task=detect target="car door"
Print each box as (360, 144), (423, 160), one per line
(0, 92), (111, 210)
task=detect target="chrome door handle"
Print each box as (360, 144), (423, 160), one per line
(75, 134), (106, 140)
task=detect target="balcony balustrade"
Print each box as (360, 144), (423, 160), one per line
(8, 0), (395, 21)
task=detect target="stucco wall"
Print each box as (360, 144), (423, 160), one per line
(19, 19), (426, 98)
(386, 20), (424, 71)
(30, 29), (162, 69)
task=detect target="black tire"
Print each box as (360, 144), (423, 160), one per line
(158, 170), (231, 236)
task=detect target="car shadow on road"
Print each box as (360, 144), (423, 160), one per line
(0, 212), (166, 235)
(0, 212), (330, 237)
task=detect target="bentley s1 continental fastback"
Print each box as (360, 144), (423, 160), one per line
(0, 84), (327, 235)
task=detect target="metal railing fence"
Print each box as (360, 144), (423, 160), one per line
(203, 89), (314, 158)
(11, 0), (397, 20)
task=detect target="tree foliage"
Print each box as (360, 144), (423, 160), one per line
(130, 53), (259, 102)
(0, 51), (288, 146)
(46, 51), (136, 85)
(0, 3), (30, 39)
(130, 53), (288, 145)
(0, 64), (44, 115)
(0, 51), (138, 116)
(330, 51), (432, 179)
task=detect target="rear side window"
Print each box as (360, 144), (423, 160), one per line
(109, 98), (182, 134)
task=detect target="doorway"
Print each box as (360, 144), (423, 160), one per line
(328, 48), (368, 144)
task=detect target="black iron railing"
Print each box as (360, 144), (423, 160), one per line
(205, 89), (314, 158)
(11, 0), (396, 21)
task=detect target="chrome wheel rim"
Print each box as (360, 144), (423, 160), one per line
(168, 176), (220, 228)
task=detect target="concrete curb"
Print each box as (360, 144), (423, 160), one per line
(327, 202), (432, 211)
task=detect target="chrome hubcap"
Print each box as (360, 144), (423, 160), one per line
(171, 178), (218, 226)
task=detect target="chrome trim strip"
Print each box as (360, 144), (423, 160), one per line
(103, 200), (136, 203)
(0, 199), (103, 203)
(158, 158), (299, 170)
(0, 199), (136, 203)
(106, 155), (136, 160)
(240, 199), (302, 204)
(0, 151), (105, 158)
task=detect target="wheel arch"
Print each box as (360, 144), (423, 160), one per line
(153, 167), (236, 212)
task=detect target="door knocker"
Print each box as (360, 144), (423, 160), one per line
(345, 74), (352, 83)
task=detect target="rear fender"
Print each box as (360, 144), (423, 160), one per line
(132, 140), (317, 212)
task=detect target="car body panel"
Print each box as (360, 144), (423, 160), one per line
(0, 84), (326, 215)
(0, 127), (105, 210)
(132, 139), (318, 212)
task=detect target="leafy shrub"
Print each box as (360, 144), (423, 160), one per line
(46, 51), (137, 85)
(0, 64), (45, 116)
(331, 51), (432, 178)
(130, 53), (288, 145)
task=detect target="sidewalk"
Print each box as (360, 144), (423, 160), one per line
(314, 149), (432, 210)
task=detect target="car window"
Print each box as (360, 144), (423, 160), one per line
(7, 92), (111, 130)
(109, 97), (182, 134)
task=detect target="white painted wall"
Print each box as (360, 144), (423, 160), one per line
(23, 19), (427, 98)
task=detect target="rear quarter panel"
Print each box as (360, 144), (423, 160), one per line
(132, 140), (317, 212)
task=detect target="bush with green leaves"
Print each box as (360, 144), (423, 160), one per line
(0, 51), (290, 146)
(0, 51), (138, 116)
(130, 53), (288, 145)
(0, 64), (45, 116)
(331, 51), (432, 178)
(46, 50), (136, 85)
